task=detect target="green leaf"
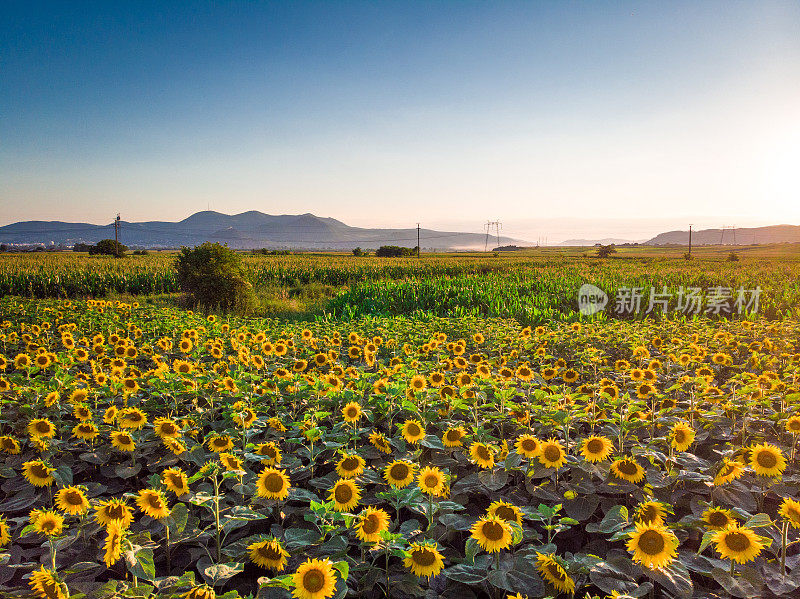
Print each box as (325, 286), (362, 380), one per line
(444, 564), (488, 585)
(169, 502), (188, 533)
(332, 560), (349, 582)
(465, 537), (480, 563)
(125, 546), (156, 582)
(744, 513), (773, 528)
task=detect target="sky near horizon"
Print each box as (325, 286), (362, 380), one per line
(2, 1), (799, 242)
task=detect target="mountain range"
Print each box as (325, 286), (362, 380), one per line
(2, 213), (798, 249)
(0, 211), (523, 250)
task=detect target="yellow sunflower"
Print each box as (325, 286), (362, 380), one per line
(779, 497), (800, 529)
(626, 522), (678, 569)
(369, 431), (392, 454)
(487, 500), (523, 525)
(292, 558), (338, 599)
(634, 501), (670, 526)
(256, 468), (291, 501)
(469, 442), (495, 469)
(33, 510), (64, 536)
(206, 435), (234, 452)
(515, 435), (541, 459)
(355, 506), (390, 543)
(0, 515), (9, 547)
(0, 436), (20, 454)
(404, 541), (445, 578)
(136, 488), (171, 520)
(162, 468), (190, 495)
(536, 553), (576, 595)
(471, 515), (514, 553)
(401, 419), (425, 444)
(219, 453), (244, 472)
(22, 460), (55, 487)
(712, 524), (764, 564)
(714, 458), (745, 485)
(785, 416), (800, 433)
(29, 567), (68, 599)
(27, 418), (56, 439)
(153, 417), (181, 439)
(248, 538), (289, 571)
(110, 430), (135, 452)
(94, 498), (134, 529)
(702, 507), (738, 531)
(670, 422), (695, 452)
(342, 402), (362, 423)
(118, 407), (147, 430)
(54, 486), (90, 515)
(538, 439), (567, 469)
(103, 521), (123, 566)
(580, 436), (614, 463)
(329, 479), (361, 512)
(442, 427), (466, 448)
(749, 442), (786, 477)
(72, 422), (99, 441)
(417, 466), (446, 496)
(384, 460), (416, 488)
(183, 584), (217, 599)
(336, 454), (365, 478)
(255, 442), (282, 465)
(610, 457), (645, 484)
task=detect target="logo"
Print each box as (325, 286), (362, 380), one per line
(578, 284), (608, 316)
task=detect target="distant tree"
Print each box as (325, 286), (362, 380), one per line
(0, 244), (7, 252)
(89, 239), (127, 257)
(175, 242), (255, 312)
(375, 245), (416, 257)
(73, 243), (92, 252)
(596, 244), (617, 258)
(352, 247), (363, 257)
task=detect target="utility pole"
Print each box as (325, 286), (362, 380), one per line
(416, 223), (420, 257)
(688, 224), (692, 257)
(485, 221), (501, 251)
(114, 214), (121, 258)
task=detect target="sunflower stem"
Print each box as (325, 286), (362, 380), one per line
(50, 537), (56, 570)
(781, 521), (788, 578)
(165, 521), (171, 575)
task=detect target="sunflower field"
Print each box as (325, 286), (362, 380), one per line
(1, 295), (800, 599)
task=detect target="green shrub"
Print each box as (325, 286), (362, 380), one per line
(89, 239), (127, 257)
(175, 243), (255, 311)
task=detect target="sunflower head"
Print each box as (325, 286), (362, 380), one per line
(401, 419), (425, 444)
(292, 558), (338, 599)
(580, 435), (613, 463)
(702, 507), (737, 531)
(470, 442), (495, 469)
(538, 439), (567, 469)
(487, 500), (523, 525)
(471, 515), (514, 553)
(536, 553), (576, 594)
(329, 479), (361, 512)
(749, 442), (786, 477)
(256, 468), (291, 501)
(55, 486), (90, 515)
(403, 541), (445, 578)
(626, 522), (678, 570)
(779, 497), (800, 529)
(712, 524), (764, 564)
(355, 506), (390, 544)
(336, 454), (366, 479)
(417, 466), (445, 496)
(248, 538), (289, 571)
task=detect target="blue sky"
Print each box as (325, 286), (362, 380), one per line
(2, 1), (799, 241)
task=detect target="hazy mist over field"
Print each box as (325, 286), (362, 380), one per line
(2, 1), (799, 240)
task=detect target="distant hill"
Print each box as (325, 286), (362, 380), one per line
(645, 225), (800, 245)
(0, 211), (525, 250)
(557, 238), (638, 246)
